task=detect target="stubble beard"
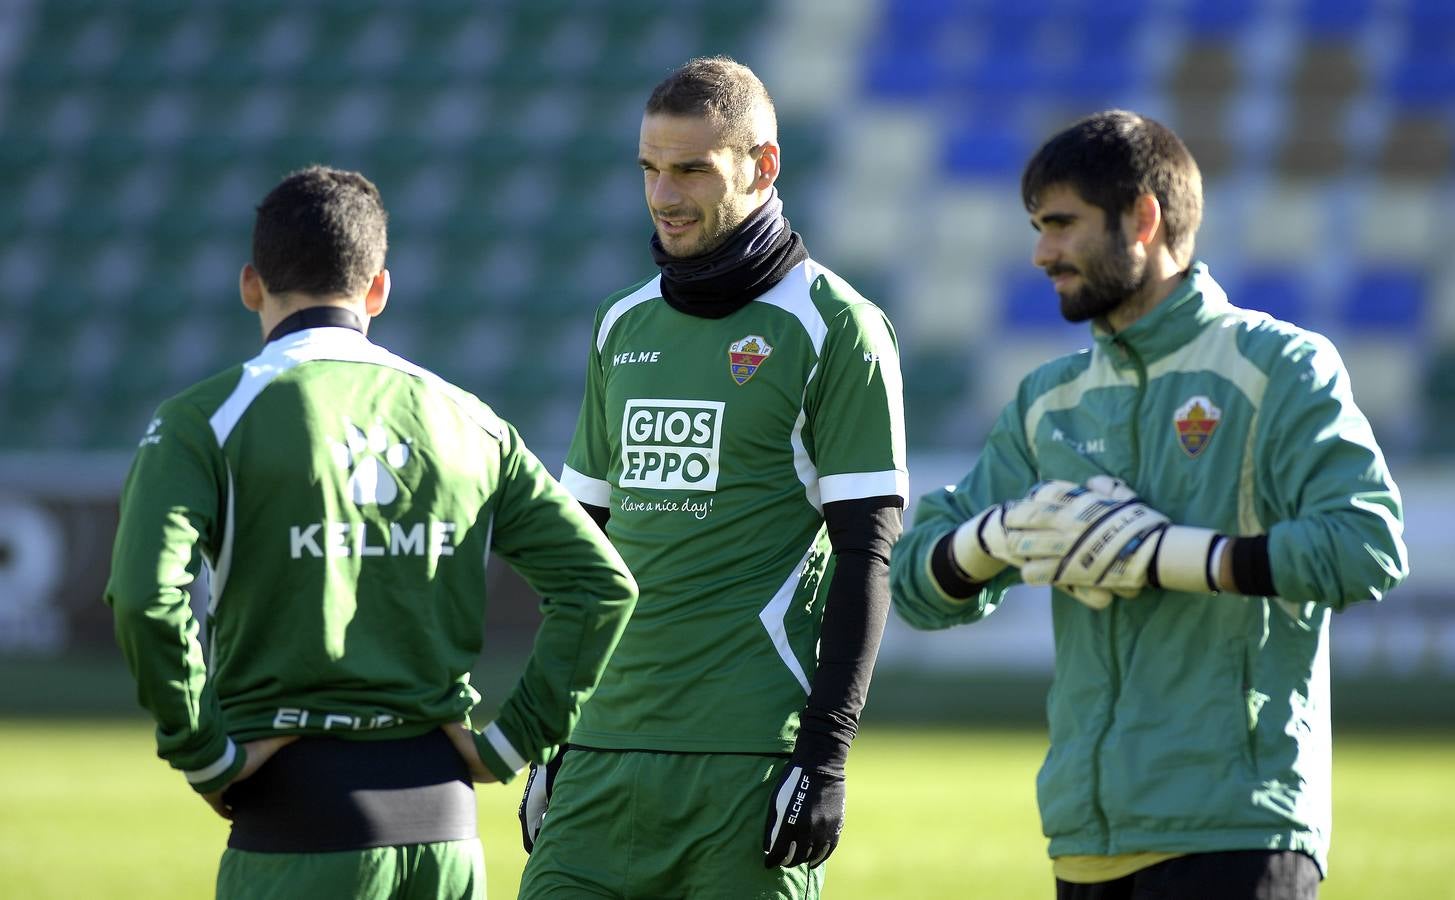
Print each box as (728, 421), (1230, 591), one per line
(1058, 229), (1150, 323)
(657, 179), (755, 259)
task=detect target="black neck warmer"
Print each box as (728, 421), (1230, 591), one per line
(649, 189), (809, 319)
(265, 306), (365, 343)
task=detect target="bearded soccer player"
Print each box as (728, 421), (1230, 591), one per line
(890, 111), (1408, 899)
(515, 57), (907, 899)
(104, 166), (637, 899)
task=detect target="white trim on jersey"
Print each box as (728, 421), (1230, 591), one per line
(483, 720), (528, 773)
(185, 738), (237, 784)
(561, 464), (612, 507)
(206, 466), (236, 616)
(788, 383), (821, 513)
(819, 470), (909, 504)
(758, 541), (816, 696)
(481, 510), (495, 584)
(209, 327), (504, 446)
(595, 276), (664, 353)
(753, 261), (829, 354)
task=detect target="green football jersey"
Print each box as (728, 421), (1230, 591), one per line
(105, 323), (637, 793)
(561, 259), (907, 753)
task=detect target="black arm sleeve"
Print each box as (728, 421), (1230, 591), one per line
(1230, 534), (1277, 597)
(792, 495), (903, 773)
(579, 502), (610, 532)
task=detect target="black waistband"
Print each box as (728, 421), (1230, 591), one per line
(225, 729), (476, 853)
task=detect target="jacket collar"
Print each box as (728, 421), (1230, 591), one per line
(265, 306), (366, 344)
(1091, 261), (1228, 365)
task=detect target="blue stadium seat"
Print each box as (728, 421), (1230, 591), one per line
(999, 269), (1067, 329)
(862, 36), (949, 100)
(878, 0), (965, 42)
(1046, 15), (1143, 105)
(1295, 0), (1375, 38)
(1232, 268), (1311, 327)
(1387, 23), (1455, 109)
(956, 48), (1048, 104)
(1408, 0), (1455, 30)
(1386, 61), (1455, 110)
(942, 118), (1032, 180)
(1343, 266), (1425, 330)
(1060, 0), (1149, 18)
(1182, 0), (1261, 36)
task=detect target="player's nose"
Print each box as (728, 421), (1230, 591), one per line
(648, 173), (683, 209)
(1032, 233), (1057, 269)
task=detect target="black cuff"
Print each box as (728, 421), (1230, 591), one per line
(580, 502), (610, 531)
(1230, 535), (1277, 597)
(792, 708), (856, 774)
(929, 532), (981, 600)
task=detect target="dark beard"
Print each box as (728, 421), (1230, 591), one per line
(1057, 230), (1149, 323)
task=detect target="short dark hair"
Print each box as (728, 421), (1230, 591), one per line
(1022, 110), (1203, 264)
(252, 165), (388, 297)
(644, 56), (777, 153)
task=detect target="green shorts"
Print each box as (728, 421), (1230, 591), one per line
(217, 839), (484, 900)
(518, 750), (824, 900)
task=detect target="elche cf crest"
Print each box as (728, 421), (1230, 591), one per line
(1174, 396), (1221, 457)
(729, 334), (773, 385)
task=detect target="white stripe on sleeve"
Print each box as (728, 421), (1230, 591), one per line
(818, 470), (909, 504)
(560, 464), (612, 507)
(184, 738), (238, 784)
(483, 721), (528, 774)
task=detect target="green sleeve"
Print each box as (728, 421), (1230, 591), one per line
(104, 400), (244, 795)
(890, 398), (1039, 629)
(807, 288), (908, 502)
(561, 309), (613, 506)
(1255, 335), (1408, 609)
(472, 422), (638, 781)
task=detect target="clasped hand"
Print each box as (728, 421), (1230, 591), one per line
(953, 476), (1175, 609)
(1000, 477), (1169, 609)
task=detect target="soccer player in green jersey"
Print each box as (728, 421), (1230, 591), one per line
(105, 166), (638, 900)
(890, 111), (1408, 898)
(515, 57), (908, 899)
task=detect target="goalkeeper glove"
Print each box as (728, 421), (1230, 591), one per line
(945, 479), (1124, 606)
(1009, 477), (1224, 600)
(518, 747), (567, 854)
(763, 763), (845, 869)
(948, 502), (1018, 583)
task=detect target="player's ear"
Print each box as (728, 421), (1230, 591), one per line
(364, 269), (390, 318)
(240, 263), (265, 312)
(1128, 193), (1162, 248)
(750, 140), (779, 192)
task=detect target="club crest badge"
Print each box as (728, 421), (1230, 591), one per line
(729, 335), (773, 385)
(1174, 396), (1221, 457)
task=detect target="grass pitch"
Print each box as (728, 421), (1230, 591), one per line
(1, 720), (1450, 899)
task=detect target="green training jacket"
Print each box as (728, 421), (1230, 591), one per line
(105, 322), (638, 793)
(891, 263), (1407, 874)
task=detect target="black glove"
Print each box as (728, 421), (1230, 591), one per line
(517, 747), (567, 854)
(762, 762), (845, 869)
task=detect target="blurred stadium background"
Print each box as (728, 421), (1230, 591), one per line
(1, 0), (1453, 872)
(2, 0), (1451, 711)
(1, 0), (1452, 896)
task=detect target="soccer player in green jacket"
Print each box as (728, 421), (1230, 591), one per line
(891, 111), (1408, 899)
(516, 57), (908, 900)
(105, 166), (638, 899)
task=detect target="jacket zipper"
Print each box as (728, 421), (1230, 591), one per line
(1089, 336), (1148, 851)
(1123, 337), (1146, 485)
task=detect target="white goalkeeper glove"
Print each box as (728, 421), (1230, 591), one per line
(948, 502), (1022, 583)
(518, 748), (567, 854)
(947, 480), (1096, 583)
(1007, 476), (1224, 606)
